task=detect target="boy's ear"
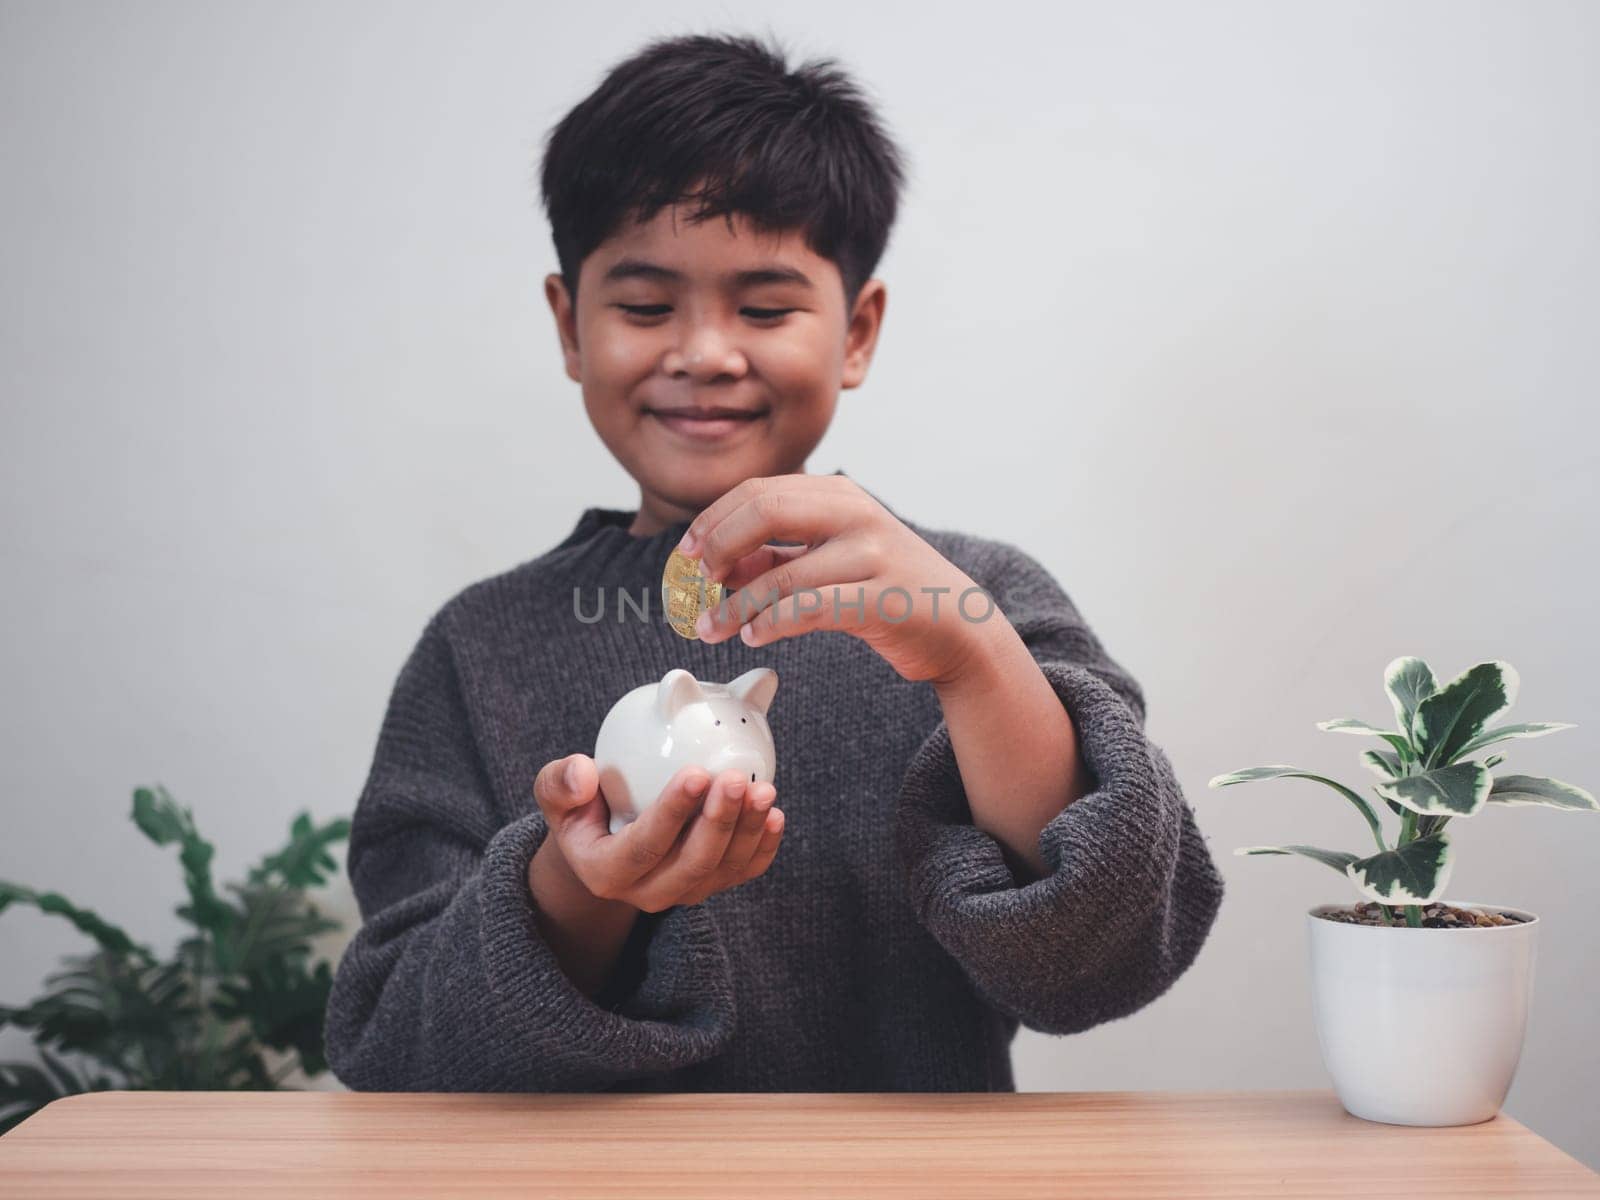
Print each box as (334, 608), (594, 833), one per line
(840, 278), (887, 391)
(543, 273), (583, 384)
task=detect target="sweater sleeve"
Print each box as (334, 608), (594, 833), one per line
(894, 543), (1226, 1036)
(323, 609), (737, 1092)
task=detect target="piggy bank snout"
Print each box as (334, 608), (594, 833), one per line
(700, 727), (771, 780)
(705, 748), (768, 782)
(707, 755), (768, 784)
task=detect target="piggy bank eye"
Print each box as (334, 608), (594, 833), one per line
(741, 717), (747, 723)
(714, 719), (721, 726)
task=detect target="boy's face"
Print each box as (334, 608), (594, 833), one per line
(544, 200), (887, 535)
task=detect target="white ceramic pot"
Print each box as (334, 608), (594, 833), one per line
(1306, 900), (1538, 1127)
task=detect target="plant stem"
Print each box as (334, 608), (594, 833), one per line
(1390, 811), (1424, 925)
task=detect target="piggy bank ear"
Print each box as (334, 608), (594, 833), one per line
(655, 669), (706, 723)
(727, 667), (778, 716)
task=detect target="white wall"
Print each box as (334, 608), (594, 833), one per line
(3, 0), (1596, 1167)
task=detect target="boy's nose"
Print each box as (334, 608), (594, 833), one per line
(666, 337), (745, 378)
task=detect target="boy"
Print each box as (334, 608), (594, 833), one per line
(324, 31), (1224, 1092)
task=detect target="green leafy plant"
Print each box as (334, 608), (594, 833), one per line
(1210, 657), (1596, 928)
(0, 786), (350, 1134)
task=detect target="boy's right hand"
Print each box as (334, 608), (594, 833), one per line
(532, 755), (784, 913)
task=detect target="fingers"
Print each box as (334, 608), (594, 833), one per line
(538, 756), (785, 910)
(632, 769), (748, 906)
(717, 780), (776, 874)
(684, 473), (870, 566)
(678, 471), (860, 574)
(609, 764), (711, 887)
(718, 542), (809, 595)
(741, 806), (785, 881)
(696, 486), (843, 584)
(699, 540), (875, 644)
(677, 475), (796, 558)
(677, 783), (784, 907)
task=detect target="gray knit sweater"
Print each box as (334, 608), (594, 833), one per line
(323, 479), (1226, 1092)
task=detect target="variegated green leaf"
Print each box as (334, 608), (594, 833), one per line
(1364, 754), (1416, 817)
(1317, 718), (1391, 736)
(1384, 657), (1436, 742)
(1373, 761), (1492, 817)
(1345, 831), (1454, 905)
(1484, 753), (1505, 769)
(1412, 661), (1519, 767)
(1487, 774), (1598, 812)
(1209, 765), (1386, 850)
(1361, 749), (1402, 779)
(1316, 719), (1414, 759)
(1456, 722), (1575, 758)
(1235, 844), (1361, 874)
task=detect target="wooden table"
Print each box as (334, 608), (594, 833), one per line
(2, 1089), (1596, 1198)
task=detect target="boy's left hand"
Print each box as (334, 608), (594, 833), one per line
(676, 474), (1000, 686)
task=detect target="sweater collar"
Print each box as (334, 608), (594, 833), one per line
(559, 468), (896, 552)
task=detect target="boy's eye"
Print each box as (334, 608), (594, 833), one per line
(613, 304), (795, 322)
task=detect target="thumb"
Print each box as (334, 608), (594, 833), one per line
(537, 753), (595, 820)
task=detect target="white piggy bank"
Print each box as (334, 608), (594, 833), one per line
(593, 667), (778, 835)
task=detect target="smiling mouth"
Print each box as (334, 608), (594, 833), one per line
(647, 407), (767, 420)
(646, 407), (768, 440)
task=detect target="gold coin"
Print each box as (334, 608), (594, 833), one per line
(662, 548), (724, 640)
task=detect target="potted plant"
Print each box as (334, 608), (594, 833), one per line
(0, 785), (350, 1134)
(1210, 657), (1595, 1127)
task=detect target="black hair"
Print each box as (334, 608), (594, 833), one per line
(538, 31), (909, 313)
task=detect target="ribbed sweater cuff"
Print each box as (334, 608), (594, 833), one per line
(479, 810), (739, 1083)
(896, 660), (1224, 1034)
